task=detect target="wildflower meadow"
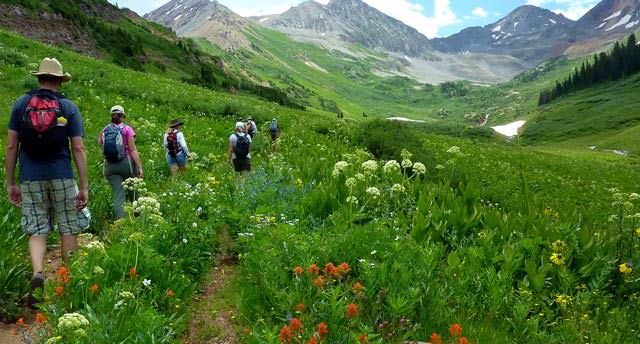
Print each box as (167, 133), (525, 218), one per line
(1, 28), (639, 344)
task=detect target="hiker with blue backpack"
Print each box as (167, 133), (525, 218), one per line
(164, 119), (190, 177)
(228, 121), (252, 174)
(269, 118), (279, 142)
(99, 105), (143, 219)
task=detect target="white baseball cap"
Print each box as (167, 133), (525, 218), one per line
(111, 105), (125, 114)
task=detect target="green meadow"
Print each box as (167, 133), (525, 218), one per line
(1, 25), (639, 344)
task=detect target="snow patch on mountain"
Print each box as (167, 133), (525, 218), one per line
(603, 10), (622, 22)
(492, 120), (526, 137)
(606, 14), (632, 31)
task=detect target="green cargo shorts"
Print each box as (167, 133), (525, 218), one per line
(20, 179), (88, 236)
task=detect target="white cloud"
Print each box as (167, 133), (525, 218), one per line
(361, 0), (460, 38)
(107, 0), (168, 15)
(526, 0), (599, 20)
(472, 7), (488, 18)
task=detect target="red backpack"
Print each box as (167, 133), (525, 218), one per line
(166, 130), (181, 157)
(19, 91), (68, 159)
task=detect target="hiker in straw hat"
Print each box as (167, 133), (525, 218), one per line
(163, 119), (191, 177)
(5, 57), (89, 308)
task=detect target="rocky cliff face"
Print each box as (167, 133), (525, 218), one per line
(432, 5), (579, 63)
(576, 0), (640, 37)
(261, 0), (432, 57)
(433, 1), (640, 64)
(144, 0), (250, 51)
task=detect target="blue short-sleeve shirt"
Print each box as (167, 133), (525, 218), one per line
(8, 89), (84, 182)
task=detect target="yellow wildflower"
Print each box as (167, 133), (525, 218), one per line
(552, 240), (567, 253)
(635, 227), (640, 236)
(550, 253), (565, 266)
(619, 262), (633, 275)
(555, 294), (572, 307)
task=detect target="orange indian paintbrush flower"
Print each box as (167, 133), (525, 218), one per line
(346, 303), (359, 319)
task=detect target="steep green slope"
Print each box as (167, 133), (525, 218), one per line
(522, 73), (640, 154)
(0, 26), (313, 326)
(0, 0), (228, 85)
(0, 0), (304, 108)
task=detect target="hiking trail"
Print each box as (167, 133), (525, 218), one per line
(0, 243), (66, 344)
(184, 225), (240, 344)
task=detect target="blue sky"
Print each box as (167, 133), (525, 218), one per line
(109, 0), (600, 38)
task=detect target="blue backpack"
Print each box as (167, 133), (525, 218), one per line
(102, 124), (126, 162)
(234, 133), (250, 159)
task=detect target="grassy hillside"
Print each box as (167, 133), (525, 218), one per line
(0, 0), (305, 108)
(198, 23), (608, 139)
(0, 0), (228, 85)
(522, 73), (640, 155)
(1, 28), (640, 344)
(199, 25), (525, 121)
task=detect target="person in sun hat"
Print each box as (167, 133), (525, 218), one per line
(246, 116), (258, 138)
(163, 119), (190, 177)
(5, 57), (89, 308)
(228, 121), (252, 175)
(99, 105), (143, 219)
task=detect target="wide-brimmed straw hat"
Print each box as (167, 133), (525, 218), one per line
(169, 119), (184, 127)
(30, 57), (71, 82)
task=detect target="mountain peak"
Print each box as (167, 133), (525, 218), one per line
(328, 0), (366, 7)
(577, 0), (640, 35)
(145, 0), (249, 51)
(262, 0), (431, 56)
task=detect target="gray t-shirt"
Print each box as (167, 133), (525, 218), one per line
(9, 89), (84, 182)
(229, 132), (251, 159)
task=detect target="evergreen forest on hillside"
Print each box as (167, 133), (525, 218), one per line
(539, 34), (640, 105)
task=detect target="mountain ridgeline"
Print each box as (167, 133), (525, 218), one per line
(145, 0), (640, 85)
(539, 33), (640, 105)
(260, 0), (432, 57)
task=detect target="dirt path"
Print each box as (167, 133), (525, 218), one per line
(0, 243), (65, 344)
(0, 233), (241, 344)
(184, 227), (240, 344)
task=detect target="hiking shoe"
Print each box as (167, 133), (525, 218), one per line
(27, 275), (45, 309)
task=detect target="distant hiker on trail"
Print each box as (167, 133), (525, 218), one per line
(269, 118), (280, 149)
(246, 116), (258, 138)
(5, 57), (89, 308)
(99, 105), (143, 219)
(228, 122), (252, 175)
(164, 119), (190, 177)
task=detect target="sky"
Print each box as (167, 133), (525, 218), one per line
(108, 0), (601, 38)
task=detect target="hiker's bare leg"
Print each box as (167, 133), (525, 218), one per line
(29, 235), (47, 275)
(170, 165), (179, 177)
(61, 235), (78, 265)
(179, 166), (187, 173)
